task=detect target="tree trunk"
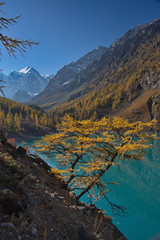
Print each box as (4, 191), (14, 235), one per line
(76, 153), (117, 200)
(66, 154), (83, 185)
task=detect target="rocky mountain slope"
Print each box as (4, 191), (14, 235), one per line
(31, 46), (107, 108)
(46, 18), (160, 127)
(0, 67), (53, 103)
(0, 132), (125, 240)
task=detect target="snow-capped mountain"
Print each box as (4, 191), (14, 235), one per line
(42, 74), (54, 80)
(0, 67), (53, 102)
(31, 46), (107, 106)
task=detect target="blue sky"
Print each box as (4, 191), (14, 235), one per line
(0, 0), (160, 75)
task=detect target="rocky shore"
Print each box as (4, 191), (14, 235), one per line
(0, 132), (125, 240)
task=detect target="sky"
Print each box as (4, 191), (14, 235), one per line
(0, 0), (160, 75)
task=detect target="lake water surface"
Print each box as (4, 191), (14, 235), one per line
(18, 138), (160, 240)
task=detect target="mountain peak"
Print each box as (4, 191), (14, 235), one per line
(3, 67), (53, 103)
(18, 66), (39, 75)
(19, 66), (32, 74)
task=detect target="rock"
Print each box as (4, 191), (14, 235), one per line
(17, 146), (27, 155)
(0, 136), (125, 240)
(0, 222), (17, 234)
(31, 227), (37, 235)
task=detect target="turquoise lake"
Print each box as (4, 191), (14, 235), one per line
(18, 138), (160, 240)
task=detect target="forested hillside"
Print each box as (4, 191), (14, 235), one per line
(0, 97), (55, 138)
(48, 18), (160, 129)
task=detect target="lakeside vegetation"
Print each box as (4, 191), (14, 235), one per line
(36, 114), (157, 214)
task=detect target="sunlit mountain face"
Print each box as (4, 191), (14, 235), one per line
(35, 18), (160, 126)
(30, 46), (107, 107)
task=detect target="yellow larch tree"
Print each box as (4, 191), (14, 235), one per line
(6, 108), (13, 128)
(14, 113), (21, 131)
(35, 113), (39, 128)
(36, 114), (157, 215)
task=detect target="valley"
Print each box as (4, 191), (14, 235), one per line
(0, 11), (160, 240)
(43, 18), (160, 127)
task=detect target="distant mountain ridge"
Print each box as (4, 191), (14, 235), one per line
(31, 17), (160, 129)
(0, 67), (53, 103)
(31, 18), (160, 111)
(31, 46), (107, 107)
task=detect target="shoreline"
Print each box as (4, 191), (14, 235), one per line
(4, 128), (55, 143)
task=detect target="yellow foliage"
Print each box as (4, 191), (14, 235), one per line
(36, 114), (157, 205)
